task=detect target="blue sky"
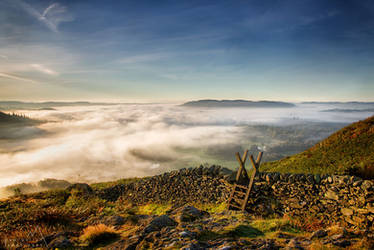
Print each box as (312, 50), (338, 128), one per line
(0, 0), (373, 102)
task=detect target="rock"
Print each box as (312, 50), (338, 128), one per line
(353, 180), (363, 187)
(144, 215), (177, 233)
(218, 246), (233, 250)
(362, 180), (373, 190)
(181, 243), (203, 250)
(276, 232), (293, 239)
(48, 236), (72, 248)
(325, 190), (339, 200)
(310, 229), (327, 239)
(103, 215), (125, 226)
(341, 208), (354, 216)
(286, 239), (303, 249)
(332, 239), (351, 247)
(329, 234), (344, 241)
(176, 205), (209, 222)
(179, 231), (192, 238)
(314, 174), (321, 184)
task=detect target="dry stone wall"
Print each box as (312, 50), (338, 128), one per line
(97, 167), (373, 231)
(250, 172), (373, 231)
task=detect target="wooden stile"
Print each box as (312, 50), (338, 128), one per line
(227, 151), (263, 212)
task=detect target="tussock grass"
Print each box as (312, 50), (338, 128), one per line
(80, 224), (119, 246)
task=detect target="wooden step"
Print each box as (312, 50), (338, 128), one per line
(231, 197), (245, 204)
(228, 204), (242, 210)
(234, 184), (249, 190)
(233, 190), (246, 196)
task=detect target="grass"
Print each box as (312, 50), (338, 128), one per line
(90, 177), (144, 190)
(193, 202), (227, 214)
(261, 115), (374, 178)
(80, 224), (119, 246)
(198, 216), (304, 241)
(136, 203), (172, 215)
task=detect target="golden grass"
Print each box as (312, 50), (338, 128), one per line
(80, 224), (118, 246)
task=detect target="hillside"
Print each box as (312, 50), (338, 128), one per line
(1, 166), (373, 249)
(261, 115), (374, 177)
(182, 99), (295, 108)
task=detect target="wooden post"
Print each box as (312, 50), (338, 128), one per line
(235, 150), (249, 182)
(241, 152), (263, 211)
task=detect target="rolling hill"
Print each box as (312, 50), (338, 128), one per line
(261, 115), (374, 178)
(182, 99), (295, 108)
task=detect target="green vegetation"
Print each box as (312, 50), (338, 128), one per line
(262, 116), (374, 178)
(136, 203), (172, 215)
(90, 177), (144, 190)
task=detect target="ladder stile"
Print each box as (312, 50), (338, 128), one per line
(227, 151), (263, 212)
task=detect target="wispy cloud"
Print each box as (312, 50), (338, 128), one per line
(117, 53), (170, 64)
(0, 72), (36, 83)
(30, 64), (59, 76)
(15, 0), (73, 33)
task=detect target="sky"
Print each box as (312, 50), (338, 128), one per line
(0, 0), (373, 102)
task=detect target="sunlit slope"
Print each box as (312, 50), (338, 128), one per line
(261, 115), (374, 176)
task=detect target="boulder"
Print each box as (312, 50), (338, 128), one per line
(176, 206), (209, 222)
(103, 215), (125, 227)
(48, 236), (73, 248)
(144, 215), (177, 233)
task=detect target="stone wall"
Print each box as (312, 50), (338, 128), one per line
(97, 165), (232, 204)
(247, 172), (373, 231)
(97, 167), (373, 231)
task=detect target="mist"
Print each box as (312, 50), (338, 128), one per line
(0, 102), (373, 194)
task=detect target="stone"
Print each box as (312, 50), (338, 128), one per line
(353, 180), (363, 187)
(341, 208), (354, 216)
(276, 232), (293, 239)
(332, 239), (351, 247)
(144, 215), (178, 233)
(176, 206), (208, 222)
(362, 180), (373, 190)
(325, 189), (339, 200)
(179, 231), (193, 238)
(48, 236), (72, 248)
(314, 174), (321, 184)
(218, 246), (233, 250)
(286, 239), (302, 249)
(103, 215), (125, 226)
(310, 229), (327, 239)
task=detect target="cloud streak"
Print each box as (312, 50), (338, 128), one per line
(15, 0), (73, 33)
(0, 72), (36, 83)
(31, 64), (59, 76)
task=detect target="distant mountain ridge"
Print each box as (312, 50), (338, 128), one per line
(262, 115), (374, 178)
(302, 101), (374, 104)
(182, 99), (295, 108)
(0, 101), (116, 110)
(321, 108), (374, 113)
